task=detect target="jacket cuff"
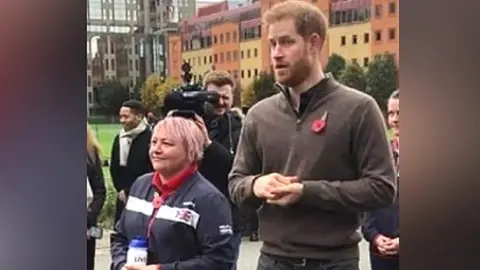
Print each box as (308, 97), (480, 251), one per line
(371, 234), (381, 245)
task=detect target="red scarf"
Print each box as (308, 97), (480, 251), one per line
(151, 164), (198, 206)
(147, 164), (198, 238)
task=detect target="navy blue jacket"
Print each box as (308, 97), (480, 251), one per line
(362, 145), (399, 252)
(110, 172), (235, 270)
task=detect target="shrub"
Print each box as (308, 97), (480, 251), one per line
(98, 167), (116, 230)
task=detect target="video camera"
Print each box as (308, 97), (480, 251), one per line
(163, 61), (220, 120)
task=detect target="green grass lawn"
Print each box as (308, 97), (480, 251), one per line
(91, 123), (121, 160)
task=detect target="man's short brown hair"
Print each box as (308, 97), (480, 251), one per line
(203, 70), (235, 88)
(263, 0), (328, 44)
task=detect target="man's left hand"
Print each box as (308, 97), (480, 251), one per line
(123, 264), (158, 270)
(267, 182), (304, 206)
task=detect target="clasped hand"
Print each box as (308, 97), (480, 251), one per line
(252, 173), (303, 206)
(374, 235), (400, 255)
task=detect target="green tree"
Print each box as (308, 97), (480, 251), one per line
(241, 81), (257, 108)
(157, 77), (181, 108)
(365, 52), (398, 111)
(325, 53), (346, 79)
(141, 74), (163, 112)
(339, 62), (366, 91)
(93, 81), (130, 117)
(141, 74), (181, 113)
(253, 71), (277, 102)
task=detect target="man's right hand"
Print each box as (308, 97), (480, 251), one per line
(253, 173), (296, 199)
(118, 190), (127, 203)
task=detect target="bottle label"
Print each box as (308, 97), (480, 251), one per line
(133, 256), (147, 263)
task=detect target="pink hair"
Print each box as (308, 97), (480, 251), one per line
(153, 117), (205, 163)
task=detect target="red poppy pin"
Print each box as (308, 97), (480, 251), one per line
(311, 112), (328, 134)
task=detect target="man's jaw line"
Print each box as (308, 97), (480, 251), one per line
(291, 64), (325, 95)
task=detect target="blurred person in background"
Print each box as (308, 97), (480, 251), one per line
(110, 117), (235, 270)
(362, 90), (400, 270)
(87, 123), (106, 270)
(146, 112), (160, 128)
(110, 100), (153, 224)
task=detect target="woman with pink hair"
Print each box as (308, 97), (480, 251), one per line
(111, 117), (235, 270)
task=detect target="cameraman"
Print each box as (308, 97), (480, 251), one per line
(203, 71), (243, 154)
(203, 71), (260, 242)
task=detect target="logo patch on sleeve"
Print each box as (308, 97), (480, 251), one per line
(218, 224), (233, 235)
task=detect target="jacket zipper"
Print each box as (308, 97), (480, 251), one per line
(284, 89), (319, 131)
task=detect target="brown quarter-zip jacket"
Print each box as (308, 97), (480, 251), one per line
(228, 77), (397, 260)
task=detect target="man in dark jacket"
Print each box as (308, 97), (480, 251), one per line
(362, 89), (400, 270)
(110, 100), (153, 224)
(203, 71), (242, 155)
(202, 71), (246, 267)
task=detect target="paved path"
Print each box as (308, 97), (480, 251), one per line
(95, 232), (371, 270)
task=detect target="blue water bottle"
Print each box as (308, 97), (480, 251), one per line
(126, 236), (148, 266)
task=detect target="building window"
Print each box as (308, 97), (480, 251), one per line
(111, 59), (115, 70)
(363, 57), (369, 67)
(220, 34), (224, 44)
(88, 0), (102, 20)
(226, 32), (231, 43)
(233, 50), (238, 61)
(110, 41), (115, 54)
(352, 35), (357, 45)
(375, 4), (382, 18)
(233, 31), (237, 42)
(214, 35), (217, 44)
(113, 0), (127, 21)
(214, 54), (218, 63)
(254, 48), (258, 57)
(375, 30), (382, 41)
(227, 51), (231, 62)
(346, 9), (353, 23)
(254, 68), (258, 76)
(220, 52), (224, 63)
(209, 55), (212, 63)
(389, 2), (396, 15)
(352, 58), (357, 65)
(364, 33), (370, 43)
(87, 76), (91, 87)
(241, 50), (244, 59)
(204, 56), (207, 65)
(389, 28), (396, 40)
(105, 59), (109, 70)
(352, 9), (358, 21)
(247, 69), (251, 78)
(247, 49), (251, 58)
(241, 70), (244, 78)
(341, 36), (346, 46)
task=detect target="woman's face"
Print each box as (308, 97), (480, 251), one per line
(149, 125), (188, 176)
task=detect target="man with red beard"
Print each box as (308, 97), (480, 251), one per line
(362, 90), (400, 270)
(228, 1), (397, 269)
